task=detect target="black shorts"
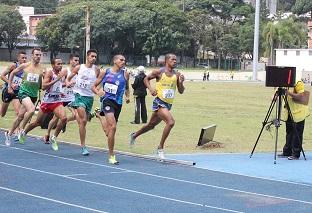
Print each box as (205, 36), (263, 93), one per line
(100, 98), (122, 122)
(1, 87), (19, 103)
(63, 101), (72, 107)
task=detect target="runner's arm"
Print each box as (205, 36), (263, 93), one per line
(42, 69), (63, 90)
(8, 62), (29, 89)
(144, 69), (160, 96)
(66, 65), (79, 87)
(124, 70), (130, 103)
(0, 63), (16, 84)
(91, 69), (105, 97)
(176, 72), (185, 94)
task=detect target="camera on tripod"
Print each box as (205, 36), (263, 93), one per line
(265, 66), (296, 88)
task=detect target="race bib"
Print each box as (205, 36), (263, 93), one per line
(162, 89), (175, 99)
(104, 83), (118, 94)
(77, 79), (91, 89)
(12, 76), (23, 87)
(51, 81), (62, 93)
(26, 73), (39, 83)
(63, 87), (74, 96)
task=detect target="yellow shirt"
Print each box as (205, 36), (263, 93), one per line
(284, 81), (310, 122)
(156, 71), (177, 104)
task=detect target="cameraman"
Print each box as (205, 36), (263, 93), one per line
(279, 81), (310, 160)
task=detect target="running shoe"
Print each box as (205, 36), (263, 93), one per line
(108, 155), (119, 165)
(81, 146), (90, 156)
(13, 133), (19, 142)
(129, 132), (136, 146)
(88, 107), (100, 121)
(4, 131), (11, 146)
(18, 130), (26, 144)
(50, 136), (58, 151)
(43, 135), (50, 144)
(156, 148), (165, 160)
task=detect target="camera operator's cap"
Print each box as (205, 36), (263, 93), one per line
(136, 65), (145, 73)
(295, 81), (304, 93)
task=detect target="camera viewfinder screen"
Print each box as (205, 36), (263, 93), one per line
(265, 66), (296, 87)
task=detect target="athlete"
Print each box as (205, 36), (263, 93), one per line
(5, 48), (45, 146)
(129, 53), (185, 159)
(92, 54), (130, 165)
(20, 58), (67, 151)
(67, 49), (100, 155)
(43, 54), (79, 144)
(0, 51), (27, 117)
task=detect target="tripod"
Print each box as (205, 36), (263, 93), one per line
(250, 87), (306, 164)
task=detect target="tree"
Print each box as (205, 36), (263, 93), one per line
(36, 15), (63, 60)
(292, 0), (312, 20)
(0, 0), (59, 14)
(262, 17), (307, 65)
(0, 4), (26, 60)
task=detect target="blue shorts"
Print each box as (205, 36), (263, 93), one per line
(152, 97), (172, 111)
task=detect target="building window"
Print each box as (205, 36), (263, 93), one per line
(296, 51), (300, 56)
(284, 50), (287, 55)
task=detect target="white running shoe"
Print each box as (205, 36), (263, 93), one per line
(50, 136), (58, 151)
(129, 133), (136, 146)
(5, 131), (11, 146)
(157, 148), (165, 160)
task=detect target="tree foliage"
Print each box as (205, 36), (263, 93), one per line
(0, 4), (26, 60)
(262, 17), (308, 64)
(0, 0), (58, 14)
(292, 0), (312, 19)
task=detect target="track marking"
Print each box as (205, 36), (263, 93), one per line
(64, 173), (88, 177)
(0, 161), (243, 213)
(109, 171), (133, 174)
(1, 145), (312, 205)
(0, 186), (108, 213)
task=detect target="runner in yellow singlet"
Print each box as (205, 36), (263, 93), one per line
(129, 53), (185, 159)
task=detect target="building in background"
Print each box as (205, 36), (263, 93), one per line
(308, 21), (312, 49)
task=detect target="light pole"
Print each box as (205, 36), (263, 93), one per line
(252, 0), (260, 81)
(85, 5), (91, 63)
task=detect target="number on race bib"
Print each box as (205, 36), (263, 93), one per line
(26, 73), (39, 83)
(162, 89), (175, 99)
(12, 76), (23, 87)
(104, 83), (118, 95)
(77, 79), (91, 89)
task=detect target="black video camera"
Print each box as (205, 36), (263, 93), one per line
(265, 66), (296, 87)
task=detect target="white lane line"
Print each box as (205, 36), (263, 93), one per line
(2, 145), (312, 205)
(0, 186), (108, 213)
(110, 171), (133, 174)
(0, 161), (243, 213)
(1, 143), (311, 188)
(64, 173), (88, 177)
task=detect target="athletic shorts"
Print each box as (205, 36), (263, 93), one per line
(63, 101), (72, 107)
(100, 98), (122, 122)
(18, 91), (37, 104)
(1, 87), (19, 103)
(152, 97), (172, 111)
(40, 102), (63, 113)
(70, 93), (94, 113)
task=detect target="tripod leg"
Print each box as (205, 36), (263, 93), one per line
(283, 96), (307, 160)
(250, 92), (278, 158)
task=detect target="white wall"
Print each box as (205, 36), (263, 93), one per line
(275, 49), (312, 80)
(17, 6), (34, 35)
